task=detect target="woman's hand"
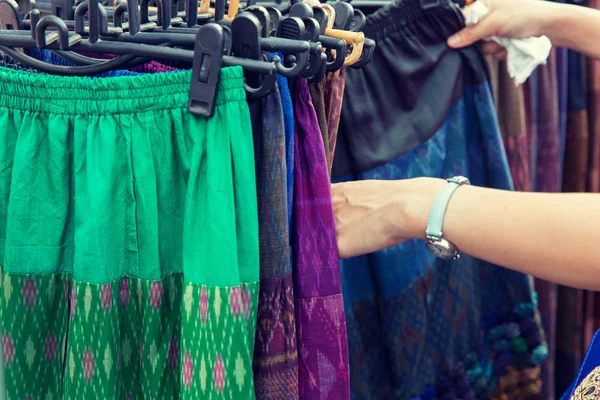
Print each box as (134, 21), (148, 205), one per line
(331, 178), (445, 258)
(447, 0), (560, 58)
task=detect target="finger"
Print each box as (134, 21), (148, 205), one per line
(447, 14), (501, 48)
(482, 41), (507, 60)
(493, 49), (507, 60)
(331, 192), (350, 213)
(480, 41), (504, 55)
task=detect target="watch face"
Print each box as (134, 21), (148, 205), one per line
(425, 239), (458, 260)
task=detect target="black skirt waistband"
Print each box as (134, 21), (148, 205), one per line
(332, 0), (491, 178)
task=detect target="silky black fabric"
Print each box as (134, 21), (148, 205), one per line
(332, 0), (490, 178)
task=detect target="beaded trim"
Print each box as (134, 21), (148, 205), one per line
(411, 294), (548, 399)
(485, 293), (547, 398)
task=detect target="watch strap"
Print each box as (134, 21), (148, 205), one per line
(425, 177), (469, 239)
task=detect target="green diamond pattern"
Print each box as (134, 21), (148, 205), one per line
(1, 269), (258, 399)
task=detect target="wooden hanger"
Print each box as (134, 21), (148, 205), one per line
(324, 28), (364, 65)
(123, 0), (211, 15)
(320, 3), (336, 29)
(304, 0), (365, 66)
(224, 0), (238, 20)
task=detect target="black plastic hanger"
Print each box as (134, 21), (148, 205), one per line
(332, 1), (353, 30)
(310, 5), (344, 71)
(15, 0), (32, 15)
(224, 6), (311, 78)
(0, 4), (276, 82)
(244, 4), (269, 35)
(264, 6), (281, 36)
(307, 49), (326, 82)
(349, 8), (366, 31)
(230, 11), (276, 95)
(345, 5), (373, 68)
(1, 13), (137, 73)
(25, 0), (312, 76)
(189, 22), (275, 116)
(288, 3), (325, 79)
(289, 2), (317, 39)
(284, 3), (344, 73)
(245, 0), (336, 79)
(0, 0), (343, 109)
(52, 0), (75, 20)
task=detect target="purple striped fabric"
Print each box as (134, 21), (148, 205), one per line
(291, 78), (350, 400)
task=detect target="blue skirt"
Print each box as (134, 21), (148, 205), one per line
(333, 0), (548, 397)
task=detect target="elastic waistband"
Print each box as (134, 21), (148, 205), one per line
(363, 0), (463, 41)
(0, 65), (246, 116)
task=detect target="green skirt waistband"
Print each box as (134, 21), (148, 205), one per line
(0, 65), (246, 116)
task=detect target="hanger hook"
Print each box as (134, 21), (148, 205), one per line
(155, 0), (171, 29)
(244, 72), (276, 99)
(112, 1), (127, 27)
(140, 0), (151, 24)
(74, 0), (109, 41)
(186, 0), (198, 27)
(35, 15), (70, 49)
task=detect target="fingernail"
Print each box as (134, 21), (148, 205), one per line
(447, 33), (461, 47)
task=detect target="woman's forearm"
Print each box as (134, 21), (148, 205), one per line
(403, 179), (600, 290)
(540, 2), (600, 60)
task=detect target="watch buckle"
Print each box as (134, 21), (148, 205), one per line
(426, 234), (441, 242)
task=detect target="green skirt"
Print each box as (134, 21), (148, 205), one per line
(0, 66), (259, 399)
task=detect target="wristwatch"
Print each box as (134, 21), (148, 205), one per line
(425, 176), (470, 260)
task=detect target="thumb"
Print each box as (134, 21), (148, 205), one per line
(447, 17), (498, 48)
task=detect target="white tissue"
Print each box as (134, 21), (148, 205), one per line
(463, 1), (552, 85)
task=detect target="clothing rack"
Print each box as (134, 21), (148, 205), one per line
(0, 0), (376, 116)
